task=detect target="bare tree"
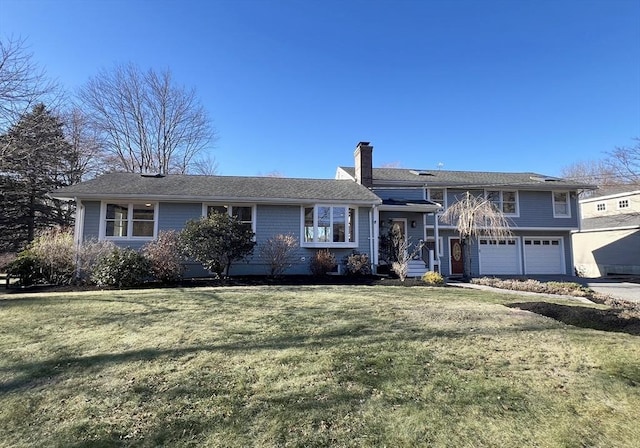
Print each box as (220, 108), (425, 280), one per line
(62, 107), (106, 181)
(440, 191), (513, 279)
(606, 138), (640, 186)
(191, 154), (220, 175)
(391, 235), (424, 282)
(560, 139), (640, 197)
(77, 63), (214, 174)
(0, 37), (58, 130)
(259, 233), (298, 277)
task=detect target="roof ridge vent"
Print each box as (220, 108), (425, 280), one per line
(410, 169), (434, 176)
(141, 173), (165, 178)
(530, 175), (560, 182)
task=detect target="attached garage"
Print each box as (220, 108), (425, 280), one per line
(523, 237), (565, 274)
(478, 238), (522, 275)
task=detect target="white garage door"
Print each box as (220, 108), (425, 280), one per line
(479, 238), (521, 275)
(523, 238), (565, 274)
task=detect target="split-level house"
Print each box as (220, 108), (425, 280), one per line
(338, 142), (595, 277)
(52, 141), (593, 277)
(572, 189), (640, 277)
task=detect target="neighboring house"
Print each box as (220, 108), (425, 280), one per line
(337, 142), (594, 277)
(572, 190), (640, 277)
(52, 141), (594, 277)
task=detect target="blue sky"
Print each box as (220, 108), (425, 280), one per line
(2, 0), (639, 178)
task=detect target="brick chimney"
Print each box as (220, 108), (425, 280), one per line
(354, 141), (373, 188)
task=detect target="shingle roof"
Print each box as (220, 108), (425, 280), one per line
(51, 173), (381, 204)
(581, 214), (640, 231)
(338, 167), (595, 190)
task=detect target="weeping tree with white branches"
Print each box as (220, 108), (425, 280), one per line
(440, 191), (513, 279)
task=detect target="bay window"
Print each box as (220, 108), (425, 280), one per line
(103, 202), (156, 239)
(303, 205), (357, 247)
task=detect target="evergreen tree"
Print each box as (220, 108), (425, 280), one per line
(0, 104), (75, 252)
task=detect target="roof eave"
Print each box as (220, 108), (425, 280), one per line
(49, 192), (381, 205)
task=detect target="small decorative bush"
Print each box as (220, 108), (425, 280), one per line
(91, 247), (151, 288)
(422, 271), (444, 285)
(142, 230), (185, 283)
(310, 249), (337, 276)
(345, 253), (371, 276)
(259, 233), (298, 277)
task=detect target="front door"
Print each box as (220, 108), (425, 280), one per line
(390, 219), (407, 258)
(450, 238), (464, 275)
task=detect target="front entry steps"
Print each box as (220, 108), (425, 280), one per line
(407, 260), (428, 278)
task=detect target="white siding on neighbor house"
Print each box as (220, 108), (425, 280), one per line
(581, 191), (640, 219)
(572, 229), (640, 277)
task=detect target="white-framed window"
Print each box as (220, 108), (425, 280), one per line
(302, 205), (357, 247)
(552, 191), (571, 217)
(101, 202), (157, 239)
(596, 202), (606, 212)
(204, 204), (256, 233)
(486, 190), (519, 215)
(618, 199), (630, 209)
(427, 188), (446, 209)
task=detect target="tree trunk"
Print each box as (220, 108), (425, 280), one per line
(462, 237), (472, 280)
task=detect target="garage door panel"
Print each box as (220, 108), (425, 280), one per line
(524, 238), (564, 274)
(479, 239), (521, 275)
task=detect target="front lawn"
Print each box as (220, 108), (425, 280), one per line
(1, 286), (638, 447)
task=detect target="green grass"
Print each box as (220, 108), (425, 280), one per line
(1, 285), (638, 447)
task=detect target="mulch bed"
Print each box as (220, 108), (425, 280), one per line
(2, 275), (437, 294)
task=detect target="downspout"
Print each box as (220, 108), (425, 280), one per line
(369, 207), (375, 273)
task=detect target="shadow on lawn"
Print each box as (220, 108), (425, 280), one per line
(507, 302), (640, 336)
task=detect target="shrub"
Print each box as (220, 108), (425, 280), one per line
(76, 239), (117, 282)
(28, 227), (75, 285)
(470, 277), (593, 297)
(180, 212), (256, 278)
(259, 233), (298, 277)
(310, 249), (337, 276)
(5, 251), (44, 286)
(91, 247), (151, 288)
(345, 253), (371, 276)
(142, 230), (185, 283)
(422, 271), (444, 285)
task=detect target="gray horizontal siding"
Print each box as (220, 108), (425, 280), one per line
(373, 188), (425, 201)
